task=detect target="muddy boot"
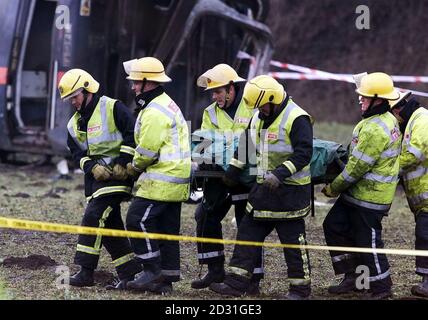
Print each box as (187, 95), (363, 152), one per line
(105, 274), (136, 291)
(209, 273), (249, 297)
(328, 272), (357, 294)
(286, 284), (311, 300)
(411, 276), (428, 298)
(191, 261), (225, 289)
(106, 263), (144, 290)
(365, 289), (393, 300)
(69, 266), (94, 287)
(209, 282), (245, 297)
(246, 279), (261, 296)
(364, 275), (393, 300)
(127, 263), (162, 291)
(149, 281), (173, 295)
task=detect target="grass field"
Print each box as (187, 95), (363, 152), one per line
(0, 280), (8, 300)
(0, 122), (424, 300)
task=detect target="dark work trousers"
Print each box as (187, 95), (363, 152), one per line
(74, 195), (141, 280)
(415, 212), (428, 275)
(323, 197), (392, 292)
(229, 213), (310, 286)
(126, 197), (181, 283)
(195, 196), (265, 280)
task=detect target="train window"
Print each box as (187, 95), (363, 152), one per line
(17, 0), (57, 129)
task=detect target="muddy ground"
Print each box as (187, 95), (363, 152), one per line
(0, 123), (424, 300)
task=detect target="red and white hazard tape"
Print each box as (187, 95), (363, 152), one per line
(269, 71), (428, 98)
(270, 60), (428, 84)
(237, 51), (428, 98)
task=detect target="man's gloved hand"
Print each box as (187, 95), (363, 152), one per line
(126, 162), (141, 178)
(112, 164), (128, 181)
(263, 172), (281, 190)
(92, 164), (112, 181)
(222, 165), (241, 187)
(321, 184), (340, 198)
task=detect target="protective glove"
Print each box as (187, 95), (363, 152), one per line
(263, 172), (281, 190)
(112, 164), (128, 181)
(126, 162), (141, 178)
(321, 184), (340, 198)
(92, 164), (112, 181)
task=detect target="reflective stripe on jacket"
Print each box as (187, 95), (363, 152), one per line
(201, 99), (254, 133)
(248, 99), (312, 219)
(68, 96), (123, 163)
(331, 112), (401, 212)
(250, 99), (312, 186)
(400, 107), (428, 213)
(67, 96), (131, 199)
(133, 92), (191, 202)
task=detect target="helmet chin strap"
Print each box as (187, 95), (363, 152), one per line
(258, 103), (275, 120)
(141, 79), (147, 94)
(268, 103), (275, 117)
(134, 79), (149, 111)
(78, 91), (89, 113)
(222, 83), (234, 109)
(362, 94), (377, 117)
(225, 84), (231, 100)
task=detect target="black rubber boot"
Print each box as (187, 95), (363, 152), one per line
(286, 284), (311, 300)
(209, 282), (245, 297)
(365, 275), (393, 300)
(328, 273), (358, 294)
(69, 266), (94, 287)
(191, 261), (225, 289)
(148, 281), (173, 295)
(365, 289), (393, 300)
(411, 276), (428, 298)
(209, 273), (249, 297)
(105, 277), (132, 290)
(246, 279), (261, 296)
(126, 263), (162, 291)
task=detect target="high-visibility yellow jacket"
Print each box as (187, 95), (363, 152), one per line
(233, 98), (313, 219)
(331, 112), (401, 212)
(132, 92), (191, 202)
(399, 107), (428, 214)
(68, 96), (134, 200)
(201, 98), (254, 133)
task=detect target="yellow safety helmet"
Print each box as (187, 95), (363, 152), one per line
(353, 72), (368, 89)
(58, 69), (99, 100)
(242, 75), (286, 109)
(389, 91), (411, 108)
(124, 57), (171, 83)
(197, 63), (245, 91)
(356, 72), (400, 100)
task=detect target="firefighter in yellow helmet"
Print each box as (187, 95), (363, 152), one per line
(210, 75), (313, 299)
(322, 72), (401, 299)
(190, 64), (263, 293)
(389, 91), (428, 298)
(58, 68), (141, 288)
(122, 57), (191, 294)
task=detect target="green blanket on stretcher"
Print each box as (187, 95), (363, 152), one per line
(191, 130), (348, 186)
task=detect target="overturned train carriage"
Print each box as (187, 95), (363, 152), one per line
(0, 0), (272, 160)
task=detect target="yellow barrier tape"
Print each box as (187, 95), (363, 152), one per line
(1, 216), (428, 257)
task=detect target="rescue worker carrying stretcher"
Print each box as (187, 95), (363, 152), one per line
(322, 72), (401, 300)
(58, 69), (141, 288)
(210, 75), (313, 300)
(191, 64), (263, 294)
